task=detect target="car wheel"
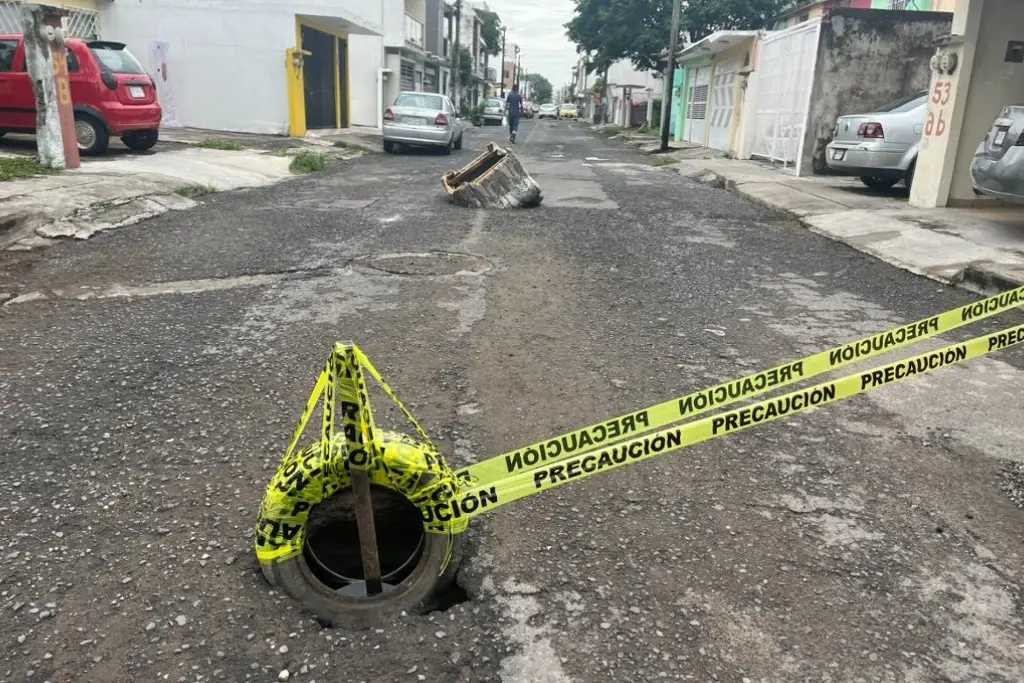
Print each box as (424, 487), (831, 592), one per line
(905, 161), (917, 192)
(383, 140), (396, 154)
(75, 113), (109, 155)
(121, 129), (159, 151)
(860, 175), (899, 190)
(454, 132), (463, 150)
(442, 138), (453, 155)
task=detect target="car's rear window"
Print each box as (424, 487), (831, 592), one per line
(395, 94), (444, 110)
(486, 99), (503, 107)
(876, 91), (928, 113)
(90, 46), (146, 74)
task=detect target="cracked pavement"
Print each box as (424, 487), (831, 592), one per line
(1, 119), (1024, 683)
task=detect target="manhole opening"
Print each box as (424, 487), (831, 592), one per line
(304, 485), (425, 591)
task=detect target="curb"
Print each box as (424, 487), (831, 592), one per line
(681, 166), (1023, 296)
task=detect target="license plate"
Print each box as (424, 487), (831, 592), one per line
(994, 129), (1007, 146)
(402, 117), (423, 126)
(832, 149), (846, 161)
(128, 85), (146, 99)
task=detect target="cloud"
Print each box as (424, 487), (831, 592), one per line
(479, 0), (577, 89)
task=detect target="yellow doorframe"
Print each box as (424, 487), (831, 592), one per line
(292, 17), (351, 134)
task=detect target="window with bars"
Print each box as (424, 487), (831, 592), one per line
(0, 2), (100, 39)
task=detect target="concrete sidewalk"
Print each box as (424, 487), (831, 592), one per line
(1, 147), (296, 250)
(673, 158), (1024, 294)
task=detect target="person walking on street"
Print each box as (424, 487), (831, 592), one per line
(505, 84), (523, 144)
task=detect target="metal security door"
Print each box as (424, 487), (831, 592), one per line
(748, 21), (821, 171)
(301, 26), (338, 129)
(707, 58), (739, 151)
(684, 66), (710, 145)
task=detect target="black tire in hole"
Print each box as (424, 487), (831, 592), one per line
(262, 484), (464, 628)
(303, 485), (425, 590)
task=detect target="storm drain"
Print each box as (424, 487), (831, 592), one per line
(352, 251), (491, 276)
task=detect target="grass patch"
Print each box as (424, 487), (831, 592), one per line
(599, 126), (623, 138)
(197, 139), (245, 151)
(652, 156), (680, 167)
(290, 150), (329, 174)
(174, 183), (219, 198)
(332, 140), (371, 153)
(0, 156), (61, 182)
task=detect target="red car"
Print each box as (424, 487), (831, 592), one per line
(0, 36), (162, 155)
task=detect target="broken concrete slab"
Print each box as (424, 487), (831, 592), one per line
(442, 143), (542, 209)
(1, 147), (295, 251)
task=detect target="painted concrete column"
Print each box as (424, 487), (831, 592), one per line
(910, 0), (985, 207)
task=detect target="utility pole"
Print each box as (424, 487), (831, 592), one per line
(500, 27), (506, 97)
(453, 0), (463, 109)
(660, 0), (682, 152)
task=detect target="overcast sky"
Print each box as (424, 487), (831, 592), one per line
(482, 0), (578, 87)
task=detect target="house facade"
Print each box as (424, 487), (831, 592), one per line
(381, 0), (427, 108)
(776, 0), (956, 28)
(605, 59), (662, 128)
(94, 0), (384, 135)
(669, 7), (951, 175)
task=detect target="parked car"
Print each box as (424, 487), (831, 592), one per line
(825, 91), (928, 190)
(383, 92), (464, 154)
(482, 98), (505, 126)
(0, 35), (162, 155)
(538, 103), (558, 120)
(521, 101), (534, 119)
(971, 105), (1024, 203)
(559, 103), (579, 121)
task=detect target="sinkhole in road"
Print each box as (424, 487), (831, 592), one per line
(352, 251), (492, 277)
(302, 485), (470, 610)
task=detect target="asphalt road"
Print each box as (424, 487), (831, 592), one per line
(2, 119), (1023, 683)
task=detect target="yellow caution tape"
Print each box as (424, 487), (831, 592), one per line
(456, 286), (1024, 488)
(255, 344), (462, 566)
(423, 323), (1024, 526)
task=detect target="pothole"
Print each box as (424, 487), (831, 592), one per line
(352, 251), (492, 276)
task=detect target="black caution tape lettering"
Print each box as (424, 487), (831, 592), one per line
(421, 486), (500, 523)
(711, 384), (837, 436)
(859, 345), (968, 390)
(503, 411), (651, 473)
(988, 324), (1024, 352)
(828, 317), (940, 367)
(532, 429), (685, 489)
(962, 288), (1023, 322)
(678, 361), (805, 415)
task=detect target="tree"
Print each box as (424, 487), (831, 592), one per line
(524, 73), (553, 103)
(566, 0), (786, 73)
(477, 9), (503, 57)
(458, 46), (473, 87)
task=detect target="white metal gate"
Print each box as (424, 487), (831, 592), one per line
(684, 65), (710, 145)
(747, 21), (821, 172)
(0, 1), (100, 39)
(707, 58), (740, 151)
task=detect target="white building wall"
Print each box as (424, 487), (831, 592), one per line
(349, 35), (384, 128)
(100, 0), (383, 134)
(607, 59), (662, 95)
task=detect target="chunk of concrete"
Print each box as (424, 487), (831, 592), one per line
(442, 143), (542, 209)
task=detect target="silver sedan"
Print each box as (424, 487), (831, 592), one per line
(383, 92), (465, 155)
(825, 91), (927, 190)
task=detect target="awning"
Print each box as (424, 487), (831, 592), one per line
(676, 30), (759, 64)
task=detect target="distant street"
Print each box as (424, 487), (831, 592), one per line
(2, 118), (1023, 683)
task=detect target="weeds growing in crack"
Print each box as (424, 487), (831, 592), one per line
(197, 139), (245, 151)
(290, 151), (329, 174)
(175, 183), (219, 198)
